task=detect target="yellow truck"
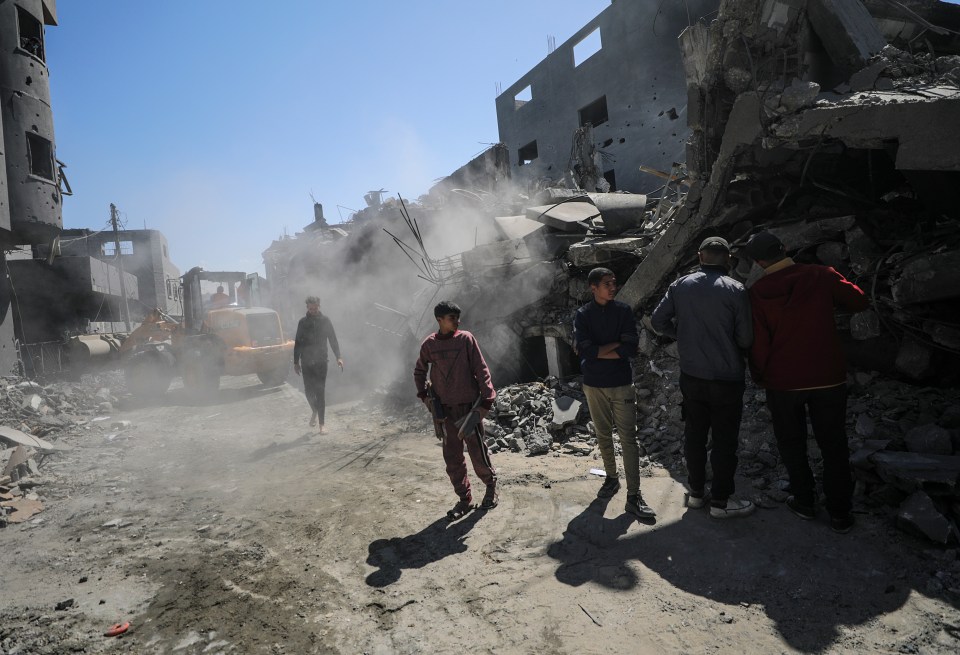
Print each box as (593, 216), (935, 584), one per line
(121, 268), (293, 395)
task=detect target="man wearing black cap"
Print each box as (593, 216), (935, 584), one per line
(651, 236), (756, 518)
(745, 230), (868, 533)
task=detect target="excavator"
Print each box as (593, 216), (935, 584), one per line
(120, 268), (294, 396)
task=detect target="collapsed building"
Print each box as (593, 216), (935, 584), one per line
(262, 0), (960, 542)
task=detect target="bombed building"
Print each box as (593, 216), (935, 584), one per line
(262, 0), (960, 544)
(0, 0), (64, 374)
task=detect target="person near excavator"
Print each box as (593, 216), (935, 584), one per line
(293, 296), (343, 433)
(745, 231), (869, 534)
(414, 300), (498, 521)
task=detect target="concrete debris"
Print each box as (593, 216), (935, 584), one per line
(905, 424), (954, 456)
(898, 490), (956, 545)
(525, 202), (598, 233)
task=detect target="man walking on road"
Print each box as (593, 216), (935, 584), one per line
(413, 301), (498, 521)
(745, 231), (869, 533)
(574, 267), (654, 519)
(651, 237), (755, 519)
(294, 296), (343, 433)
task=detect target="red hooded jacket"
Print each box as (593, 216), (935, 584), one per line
(749, 260), (868, 391)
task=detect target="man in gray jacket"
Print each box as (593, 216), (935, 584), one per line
(651, 237), (755, 518)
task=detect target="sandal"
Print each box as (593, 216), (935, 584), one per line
(479, 486), (499, 510)
(446, 498), (473, 522)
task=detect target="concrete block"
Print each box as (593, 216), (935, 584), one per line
(898, 490), (954, 544)
(22, 394), (43, 411)
(525, 202), (598, 233)
(566, 237), (648, 268)
(461, 239), (532, 274)
(850, 310), (882, 341)
(892, 249), (960, 304)
(779, 79), (821, 112)
(905, 424), (954, 456)
(769, 216), (857, 249)
(593, 194), (647, 235)
(871, 450), (960, 490)
(895, 339), (935, 380)
(807, 0), (887, 74)
(493, 215), (545, 241)
(550, 396), (582, 430)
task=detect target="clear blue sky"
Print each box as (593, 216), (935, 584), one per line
(46, 1), (611, 274)
(45, 1), (960, 275)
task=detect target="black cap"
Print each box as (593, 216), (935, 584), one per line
(699, 236), (730, 252)
(745, 231), (785, 261)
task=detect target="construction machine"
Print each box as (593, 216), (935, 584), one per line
(120, 267), (294, 396)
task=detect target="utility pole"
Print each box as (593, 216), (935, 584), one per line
(110, 203), (132, 332)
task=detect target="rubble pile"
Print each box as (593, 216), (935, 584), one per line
(0, 372), (122, 527)
(484, 380), (589, 456)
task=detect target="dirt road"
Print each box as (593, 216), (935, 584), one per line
(1, 374), (958, 654)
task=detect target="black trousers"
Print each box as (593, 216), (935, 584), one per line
(302, 361), (328, 423)
(679, 372), (745, 502)
(767, 385), (852, 517)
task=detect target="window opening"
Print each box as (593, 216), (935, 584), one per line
(17, 6), (44, 62)
(603, 169), (617, 192)
(102, 241), (133, 256)
(26, 132), (54, 180)
(573, 28), (601, 67)
(518, 140), (539, 166)
(578, 95), (609, 128)
(514, 85), (532, 109)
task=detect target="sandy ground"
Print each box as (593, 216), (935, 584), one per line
(1, 374), (959, 655)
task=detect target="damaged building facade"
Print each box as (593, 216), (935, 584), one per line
(263, 0), (960, 543)
(0, 0), (65, 374)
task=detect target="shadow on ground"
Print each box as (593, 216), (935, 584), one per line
(547, 499), (919, 652)
(366, 511), (486, 587)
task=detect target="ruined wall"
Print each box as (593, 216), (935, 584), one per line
(495, 0), (720, 194)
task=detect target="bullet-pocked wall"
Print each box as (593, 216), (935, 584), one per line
(0, 0), (61, 245)
(495, 0), (720, 194)
(0, 0), (59, 375)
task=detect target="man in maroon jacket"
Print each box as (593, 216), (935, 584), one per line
(414, 300), (498, 521)
(746, 231), (869, 534)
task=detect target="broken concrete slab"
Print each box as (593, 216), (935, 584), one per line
(0, 426), (60, 453)
(849, 60), (888, 92)
(1, 445), (30, 478)
(525, 202), (599, 233)
(779, 79), (821, 112)
(768, 216), (857, 249)
(905, 424), (954, 456)
(566, 237), (648, 268)
(0, 497), (43, 524)
(592, 194), (648, 235)
(871, 450), (960, 490)
(461, 239), (533, 274)
(550, 397), (582, 430)
(22, 394), (43, 412)
(892, 249), (960, 304)
(895, 339), (935, 380)
(523, 230), (584, 260)
(851, 439), (890, 467)
(493, 215), (546, 241)
(807, 0), (887, 75)
(898, 490), (954, 544)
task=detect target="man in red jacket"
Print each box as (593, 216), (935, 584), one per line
(414, 300), (498, 521)
(745, 231), (869, 533)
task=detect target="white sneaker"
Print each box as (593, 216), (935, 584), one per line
(709, 498), (756, 519)
(686, 493), (706, 509)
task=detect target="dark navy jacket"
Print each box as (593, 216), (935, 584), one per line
(573, 299), (638, 388)
(650, 265), (753, 381)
